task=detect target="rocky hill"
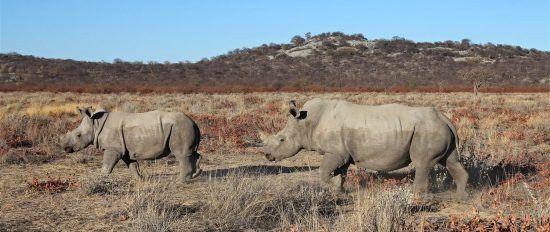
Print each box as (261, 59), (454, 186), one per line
(1, 32), (549, 92)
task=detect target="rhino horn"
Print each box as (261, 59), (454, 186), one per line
(258, 130), (269, 142)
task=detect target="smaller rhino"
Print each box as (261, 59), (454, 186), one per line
(60, 107), (202, 181)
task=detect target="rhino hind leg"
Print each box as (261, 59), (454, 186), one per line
(175, 152), (197, 182)
(440, 150), (468, 199)
(412, 164), (431, 199)
(409, 126), (458, 201)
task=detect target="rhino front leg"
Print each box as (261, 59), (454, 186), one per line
(333, 161), (352, 192)
(102, 150), (122, 176)
(319, 153), (349, 192)
(122, 157), (143, 180)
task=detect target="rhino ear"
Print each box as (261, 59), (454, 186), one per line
(91, 108), (108, 119)
(77, 107), (93, 118)
(289, 100), (301, 118)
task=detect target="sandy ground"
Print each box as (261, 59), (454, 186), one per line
(1, 147), (490, 231)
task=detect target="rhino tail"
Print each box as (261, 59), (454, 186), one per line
(438, 112), (460, 157)
(191, 151), (202, 179)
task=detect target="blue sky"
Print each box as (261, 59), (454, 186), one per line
(1, 0), (549, 62)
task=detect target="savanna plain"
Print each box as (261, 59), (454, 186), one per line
(0, 91), (548, 231)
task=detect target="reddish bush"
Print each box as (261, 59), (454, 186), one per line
(451, 108), (479, 125)
(28, 176), (77, 193)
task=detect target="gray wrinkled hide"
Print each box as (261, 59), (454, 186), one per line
(260, 99), (468, 198)
(60, 108), (202, 181)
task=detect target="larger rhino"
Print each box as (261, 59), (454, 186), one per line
(60, 107), (202, 181)
(259, 99), (468, 198)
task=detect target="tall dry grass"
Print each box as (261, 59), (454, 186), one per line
(125, 180), (180, 232)
(0, 91), (548, 231)
(198, 170), (343, 231)
(332, 187), (411, 232)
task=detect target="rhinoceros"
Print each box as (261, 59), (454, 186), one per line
(259, 99), (468, 199)
(60, 107), (202, 181)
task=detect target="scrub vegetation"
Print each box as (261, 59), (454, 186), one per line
(0, 91), (548, 231)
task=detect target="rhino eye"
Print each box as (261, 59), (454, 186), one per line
(280, 138), (285, 142)
(76, 132), (81, 137)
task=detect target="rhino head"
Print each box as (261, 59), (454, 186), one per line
(59, 107), (107, 153)
(260, 100), (306, 162)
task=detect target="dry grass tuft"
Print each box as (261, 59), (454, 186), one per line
(199, 170), (344, 231)
(125, 180), (180, 232)
(1, 147), (52, 164)
(0, 114), (68, 163)
(330, 187), (412, 232)
(79, 173), (125, 196)
(132, 201), (178, 232)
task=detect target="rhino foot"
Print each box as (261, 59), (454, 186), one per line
(454, 191), (468, 201)
(191, 169), (203, 179)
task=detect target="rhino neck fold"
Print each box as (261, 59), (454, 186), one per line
(300, 122), (313, 151)
(93, 113), (109, 149)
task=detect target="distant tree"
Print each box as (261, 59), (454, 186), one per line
(460, 39), (471, 49)
(291, 35), (306, 46)
(392, 36), (403, 41)
(444, 40), (456, 48)
(458, 67), (495, 96)
(352, 33), (365, 40)
(113, 58), (124, 64)
(318, 32), (331, 39)
(331, 31), (345, 37)
(305, 32), (312, 40)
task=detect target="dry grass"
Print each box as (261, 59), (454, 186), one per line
(124, 180), (180, 232)
(332, 187), (411, 232)
(0, 91), (549, 231)
(79, 173), (125, 196)
(197, 170), (343, 231)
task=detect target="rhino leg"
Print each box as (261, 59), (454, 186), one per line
(333, 161), (352, 192)
(122, 157), (143, 180)
(412, 164), (431, 199)
(439, 150), (468, 199)
(319, 154), (350, 192)
(409, 130), (450, 200)
(102, 150), (122, 176)
(175, 152), (195, 182)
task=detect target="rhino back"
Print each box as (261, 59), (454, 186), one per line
(302, 99), (448, 171)
(98, 111), (197, 160)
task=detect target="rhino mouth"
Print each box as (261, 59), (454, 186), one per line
(64, 147), (75, 153)
(265, 154), (276, 162)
